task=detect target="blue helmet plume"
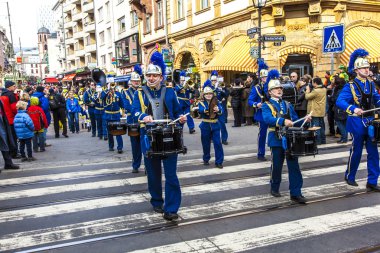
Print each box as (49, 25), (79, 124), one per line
(258, 59), (268, 72)
(134, 64), (142, 76)
(264, 69), (280, 89)
(150, 51), (167, 80)
(211, 70), (218, 77)
(180, 70), (186, 77)
(348, 48), (369, 74)
(203, 79), (212, 88)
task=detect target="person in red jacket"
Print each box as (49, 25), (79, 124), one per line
(0, 81), (20, 158)
(28, 97), (48, 152)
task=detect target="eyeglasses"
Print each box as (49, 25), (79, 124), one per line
(290, 76), (296, 78)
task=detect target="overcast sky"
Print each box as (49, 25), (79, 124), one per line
(0, 0), (46, 49)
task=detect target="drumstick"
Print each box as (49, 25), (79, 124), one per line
(293, 111), (313, 125)
(169, 112), (190, 125)
(300, 111), (313, 128)
(361, 107), (380, 114)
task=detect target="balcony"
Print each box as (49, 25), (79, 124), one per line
(84, 22), (95, 33)
(82, 1), (94, 13)
(67, 53), (76, 61)
(71, 0), (81, 4)
(72, 12), (83, 22)
(75, 49), (86, 58)
(73, 30), (84, 39)
(65, 20), (73, 28)
(85, 43), (96, 53)
(66, 36), (75, 45)
(63, 4), (72, 13)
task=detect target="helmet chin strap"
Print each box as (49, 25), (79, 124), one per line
(357, 68), (369, 78)
(147, 79), (161, 88)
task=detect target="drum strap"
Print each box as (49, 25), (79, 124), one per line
(141, 86), (167, 120)
(352, 80), (373, 112)
(138, 90), (147, 113)
(266, 100), (291, 119)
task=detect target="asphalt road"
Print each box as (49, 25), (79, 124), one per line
(0, 119), (379, 253)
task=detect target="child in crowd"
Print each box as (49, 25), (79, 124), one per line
(28, 97), (48, 152)
(14, 101), (36, 162)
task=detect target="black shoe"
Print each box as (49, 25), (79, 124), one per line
(4, 164), (20, 170)
(189, 129), (196, 134)
(62, 134), (69, 138)
(345, 178), (359, 186)
(28, 157), (37, 162)
(215, 164), (223, 169)
(98, 136), (103, 140)
(153, 206), (164, 214)
(33, 149), (39, 153)
(11, 154), (22, 159)
(222, 141), (228, 145)
(55, 135), (60, 138)
(271, 190), (282, 198)
(257, 156), (267, 161)
(92, 134), (96, 137)
(203, 161), (210, 166)
(109, 148), (114, 151)
(132, 168), (139, 173)
(290, 195), (307, 204)
(104, 137), (108, 141)
(21, 157), (28, 162)
(366, 183), (380, 192)
(117, 150), (123, 154)
(40, 149), (46, 152)
(163, 212), (179, 221)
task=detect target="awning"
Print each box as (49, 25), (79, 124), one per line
(340, 26), (380, 65)
(62, 73), (76, 82)
(203, 35), (257, 72)
(114, 74), (131, 83)
(44, 77), (59, 83)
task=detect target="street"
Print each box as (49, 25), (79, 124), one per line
(0, 120), (379, 253)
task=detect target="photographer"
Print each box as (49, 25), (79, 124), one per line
(294, 74), (311, 118)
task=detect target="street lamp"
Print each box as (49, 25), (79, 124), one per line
(253, 0), (266, 79)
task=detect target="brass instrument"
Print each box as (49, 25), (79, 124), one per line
(91, 68), (107, 87)
(209, 96), (219, 119)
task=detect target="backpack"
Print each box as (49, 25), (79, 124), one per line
(49, 95), (59, 110)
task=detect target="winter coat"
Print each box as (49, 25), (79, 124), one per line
(305, 86), (327, 117)
(28, 97), (48, 132)
(0, 88), (19, 125)
(229, 86), (244, 108)
(48, 92), (66, 111)
(331, 87), (347, 121)
(32, 91), (51, 125)
(66, 97), (81, 113)
(295, 84), (308, 112)
(14, 110), (35, 139)
(0, 100), (16, 151)
(242, 85), (255, 117)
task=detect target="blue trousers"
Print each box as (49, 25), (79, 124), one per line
(130, 136), (142, 170)
(95, 113), (106, 137)
(183, 106), (195, 130)
(346, 133), (380, 185)
(218, 117), (228, 142)
(311, 117), (326, 145)
(200, 122), (224, 165)
(336, 120), (347, 142)
(106, 119), (123, 150)
(257, 121), (268, 158)
(89, 111), (96, 136)
(68, 112), (80, 133)
(270, 147), (303, 197)
(144, 154), (181, 213)
(102, 114), (108, 137)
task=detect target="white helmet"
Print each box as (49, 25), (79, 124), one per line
(268, 79), (283, 91)
(130, 72), (140, 81)
(354, 57), (370, 70)
(260, 69), (268, 77)
(203, 86), (214, 94)
(210, 75), (217, 81)
(145, 64), (162, 75)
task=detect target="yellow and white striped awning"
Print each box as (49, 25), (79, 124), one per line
(340, 26), (380, 65)
(203, 35), (257, 72)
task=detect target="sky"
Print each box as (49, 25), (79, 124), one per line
(0, 0), (54, 49)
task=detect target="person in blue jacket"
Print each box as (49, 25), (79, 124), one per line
(132, 51), (187, 221)
(83, 82), (97, 137)
(66, 91), (81, 133)
(262, 70), (311, 204)
(32, 86), (50, 147)
(101, 83), (124, 153)
(198, 86), (224, 168)
(122, 65), (142, 173)
(14, 101), (35, 162)
(336, 48), (380, 192)
(175, 70), (196, 134)
(248, 59), (269, 161)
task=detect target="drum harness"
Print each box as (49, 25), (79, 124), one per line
(266, 100), (291, 140)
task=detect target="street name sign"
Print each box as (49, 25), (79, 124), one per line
(323, 24), (345, 53)
(249, 46), (259, 59)
(247, 27), (259, 38)
(262, 35), (286, 42)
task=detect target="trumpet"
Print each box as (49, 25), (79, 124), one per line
(184, 79), (196, 90)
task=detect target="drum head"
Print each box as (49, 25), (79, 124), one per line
(308, 126), (321, 131)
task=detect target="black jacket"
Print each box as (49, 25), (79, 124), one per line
(229, 87), (244, 108)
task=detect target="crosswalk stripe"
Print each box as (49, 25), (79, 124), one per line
(0, 152), (354, 202)
(0, 178), (366, 251)
(129, 204), (380, 253)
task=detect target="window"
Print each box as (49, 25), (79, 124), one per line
(108, 53), (112, 65)
(31, 69), (33, 74)
(86, 55), (91, 64)
(98, 7), (103, 22)
(177, 0), (184, 19)
(107, 27), (112, 43)
(118, 16), (126, 33)
(201, 0), (209, 9)
(36, 68), (38, 74)
(105, 2), (110, 20)
(99, 31), (105, 45)
(101, 55), (106, 65)
(131, 11), (138, 27)
(157, 1), (163, 27)
(145, 15), (151, 33)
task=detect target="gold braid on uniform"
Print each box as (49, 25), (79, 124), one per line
(105, 91), (115, 106)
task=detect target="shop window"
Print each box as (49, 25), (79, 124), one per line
(115, 33), (141, 67)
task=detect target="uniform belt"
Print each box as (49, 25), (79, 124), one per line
(178, 97), (189, 100)
(202, 119), (217, 123)
(105, 110), (120, 114)
(95, 107), (104, 110)
(268, 127), (275, 132)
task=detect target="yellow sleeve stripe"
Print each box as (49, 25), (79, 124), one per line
(346, 105), (353, 115)
(276, 118), (281, 127)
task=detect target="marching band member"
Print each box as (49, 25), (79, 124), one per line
(132, 52), (187, 221)
(198, 86), (224, 168)
(248, 59), (269, 161)
(83, 82), (97, 137)
(262, 69), (311, 204)
(122, 65), (142, 173)
(93, 84), (107, 140)
(101, 83), (124, 153)
(175, 70), (196, 134)
(336, 48), (380, 191)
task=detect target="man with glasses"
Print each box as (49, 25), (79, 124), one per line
(290, 72), (301, 91)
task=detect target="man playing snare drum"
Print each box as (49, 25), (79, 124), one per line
(262, 69), (311, 204)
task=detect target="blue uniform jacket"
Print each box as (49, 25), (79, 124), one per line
(336, 78), (380, 135)
(66, 98), (81, 113)
(83, 89), (96, 114)
(198, 100), (223, 128)
(14, 110), (35, 139)
(121, 87), (138, 124)
(248, 84), (265, 121)
(175, 86), (192, 109)
(93, 91), (104, 115)
(132, 85), (182, 124)
(262, 98), (302, 147)
(101, 90), (124, 121)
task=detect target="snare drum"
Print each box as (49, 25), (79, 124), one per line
(285, 127), (318, 157)
(371, 120), (380, 142)
(146, 124), (187, 157)
(127, 123), (140, 137)
(107, 122), (127, 136)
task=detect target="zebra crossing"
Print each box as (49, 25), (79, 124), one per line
(0, 143), (378, 253)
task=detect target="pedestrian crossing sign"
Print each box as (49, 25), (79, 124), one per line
(323, 24), (345, 53)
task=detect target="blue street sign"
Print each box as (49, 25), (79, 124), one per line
(323, 24), (345, 53)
